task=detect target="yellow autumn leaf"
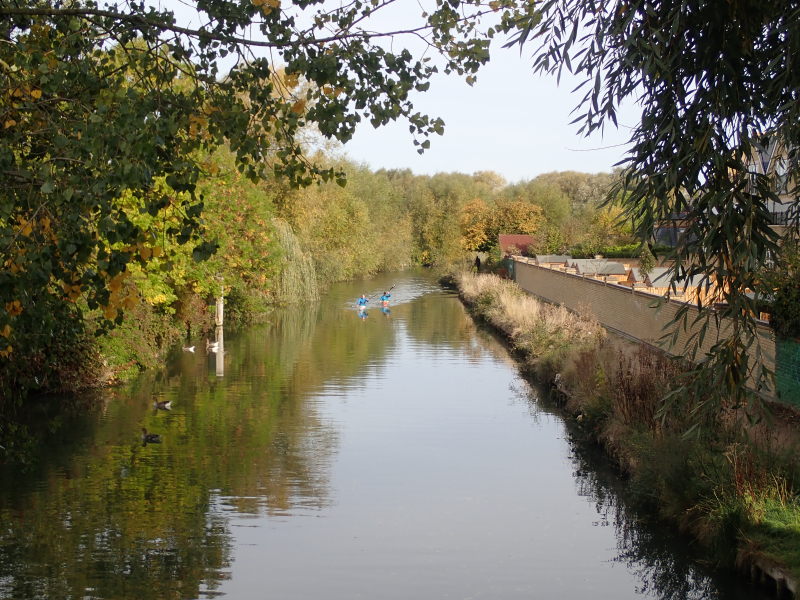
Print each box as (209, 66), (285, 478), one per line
(1, 325), (11, 338)
(284, 74), (299, 89)
(4, 119), (16, 128)
(30, 89), (42, 99)
(103, 306), (118, 320)
(5, 301), (22, 316)
(291, 99), (306, 114)
(140, 247), (152, 261)
(152, 246), (163, 257)
(108, 277), (123, 293)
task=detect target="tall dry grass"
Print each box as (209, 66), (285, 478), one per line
(455, 270), (604, 375)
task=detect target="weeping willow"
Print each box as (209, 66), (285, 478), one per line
(273, 218), (319, 304)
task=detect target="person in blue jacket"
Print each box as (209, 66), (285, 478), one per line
(356, 295), (368, 308)
(379, 291), (391, 307)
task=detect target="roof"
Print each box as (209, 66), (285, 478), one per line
(644, 269), (715, 291)
(499, 234), (536, 255)
(628, 268), (645, 282)
(535, 255), (571, 265)
(646, 267), (672, 287)
(570, 259), (627, 276)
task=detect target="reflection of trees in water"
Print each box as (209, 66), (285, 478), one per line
(0, 450), (233, 600)
(562, 431), (748, 600)
(0, 306), (341, 598)
(403, 291), (519, 371)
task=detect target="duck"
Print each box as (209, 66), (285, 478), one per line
(152, 396), (172, 410)
(182, 345), (195, 353)
(141, 428), (162, 443)
(205, 338), (219, 351)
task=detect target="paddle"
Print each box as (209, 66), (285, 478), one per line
(368, 285), (395, 300)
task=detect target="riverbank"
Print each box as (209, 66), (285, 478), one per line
(446, 269), (800, 594)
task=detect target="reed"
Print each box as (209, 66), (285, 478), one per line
(454, 270), (604, 375)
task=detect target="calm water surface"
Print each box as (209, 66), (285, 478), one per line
(0, 270), (769, 599)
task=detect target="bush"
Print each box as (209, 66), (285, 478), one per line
(570, 243), (672, 259)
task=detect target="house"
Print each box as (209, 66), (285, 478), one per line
(631, 268), (718, 304)
(654, 213), (692, 247)
(570, 259), (628, 282)
(624, 267), (646, 287)
(499, 234), (536, 256)
(745, 136), (794, 231)
(629, 267), (673, 296)
(535, 255), (571, 269)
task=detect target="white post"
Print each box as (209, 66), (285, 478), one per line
(215, 295), (224, 327)
(215, 325), (224, 378)
(215, 282), (224, 376)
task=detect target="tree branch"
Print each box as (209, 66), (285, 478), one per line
(0, 7), (453, 49)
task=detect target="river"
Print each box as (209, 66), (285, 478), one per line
(0, 269), (770, 599)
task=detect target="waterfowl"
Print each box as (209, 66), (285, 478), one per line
(152, 396), (172, 410)
(182, 345), (195, 352)
(141, 428), (162, 443)
(205, 338), (219, 351)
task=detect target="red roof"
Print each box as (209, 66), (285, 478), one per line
(498, 234), (535, 256)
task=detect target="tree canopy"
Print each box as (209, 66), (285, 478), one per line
(509, 0), (800, 426)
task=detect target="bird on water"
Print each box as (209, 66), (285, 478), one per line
(141, 428), (162, 443)
(152, 396), (172, 410)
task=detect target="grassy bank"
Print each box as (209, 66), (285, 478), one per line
(448, 270), (604, 379)
(448, 269), (800, 589)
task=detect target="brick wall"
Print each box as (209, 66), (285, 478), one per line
(512, 257), (776, 376)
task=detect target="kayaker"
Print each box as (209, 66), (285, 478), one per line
(379, 291), (391, 307)
(356, 295), (369, 308)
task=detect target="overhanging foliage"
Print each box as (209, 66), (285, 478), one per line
(508, 0), (800, 427)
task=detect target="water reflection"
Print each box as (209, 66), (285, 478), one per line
(0, 270), (770, 600)
(558, 414), (768, 600)
(214, 325), (224, 378)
